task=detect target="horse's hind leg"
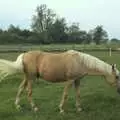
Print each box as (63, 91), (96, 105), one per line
(15, 76), (27, 110)
(74, 79), (82, 112)
(26, 79), (38, 112)
(59, 80), (73, 113)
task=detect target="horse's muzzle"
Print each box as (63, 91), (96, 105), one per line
(116, 73), (120, 94)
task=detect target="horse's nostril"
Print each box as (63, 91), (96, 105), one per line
(116, 76), (119, 79)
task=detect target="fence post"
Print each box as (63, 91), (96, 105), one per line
(109, 48), (111, 56)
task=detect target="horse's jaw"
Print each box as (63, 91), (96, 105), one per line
(116, 73), (120, 94)
(117, 88), (120, 94)
(117, 79), (120, 94)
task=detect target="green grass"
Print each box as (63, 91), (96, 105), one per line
(0, 51), (120, 120)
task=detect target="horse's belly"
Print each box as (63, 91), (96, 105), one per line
(41, 70), (66, 82)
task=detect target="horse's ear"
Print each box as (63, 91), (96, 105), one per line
(112, 64), (116, 72)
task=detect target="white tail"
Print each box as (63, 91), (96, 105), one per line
(0, 53), (24, 81)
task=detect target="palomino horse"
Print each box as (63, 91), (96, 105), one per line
(0, 50), (120, 113)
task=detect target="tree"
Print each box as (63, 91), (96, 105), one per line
(67, 23), (80, 43)
(31, 4), (56, 43)
(110, 38), (120, 43)
(31, 4), (56, 33)
(49, 18), (68, 43)
(67, 23), (88, 43)
(92, 25), (108, 44)
(8, 24), (21, 35)
(0, 29), (3, 34)
(67, 22), (80, 33)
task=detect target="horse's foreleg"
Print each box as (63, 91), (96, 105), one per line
(74, 79), (82, 112)
(59, 80), (73, 113)
(15, 77), (27, 110)
(27, 80), (38, 112)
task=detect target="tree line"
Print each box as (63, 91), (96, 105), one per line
(0, 4), (119, 45)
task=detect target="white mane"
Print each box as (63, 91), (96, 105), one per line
(67, 50), (114, 76)
(79, 52), (112, 75)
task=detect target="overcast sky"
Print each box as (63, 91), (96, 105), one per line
(0, 0), (120, 39)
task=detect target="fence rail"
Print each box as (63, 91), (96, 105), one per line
(0, 47), (120, 53)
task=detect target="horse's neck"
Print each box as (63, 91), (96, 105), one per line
(79, 52), (112, 76)
(100, 63), (112, 75)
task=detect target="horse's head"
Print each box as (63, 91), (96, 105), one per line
(112, 64), (120, 94)
(106, 64), (120, 94)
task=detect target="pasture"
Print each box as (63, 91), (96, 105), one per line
(0, 50), (120, 120)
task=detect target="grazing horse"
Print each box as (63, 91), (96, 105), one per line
(0, 50), (120, 113)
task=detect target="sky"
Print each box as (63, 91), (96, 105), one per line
(0, 0), (120, 39)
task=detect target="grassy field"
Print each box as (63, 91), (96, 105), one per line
(0, 51), (120, 120)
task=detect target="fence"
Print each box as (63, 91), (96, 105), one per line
(0, 45), (120, 54)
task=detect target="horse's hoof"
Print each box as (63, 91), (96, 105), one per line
(34, 107), (39, 112)
(60, 109), (64, 114)
(77, 107), (82, 112)
(16, 105), (22, 111)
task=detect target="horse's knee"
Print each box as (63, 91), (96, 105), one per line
(28, 89), (32, 97)
(64, 93), (68, 100)
(77, 93), (80, 98)
(74, 79), (80, 87)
